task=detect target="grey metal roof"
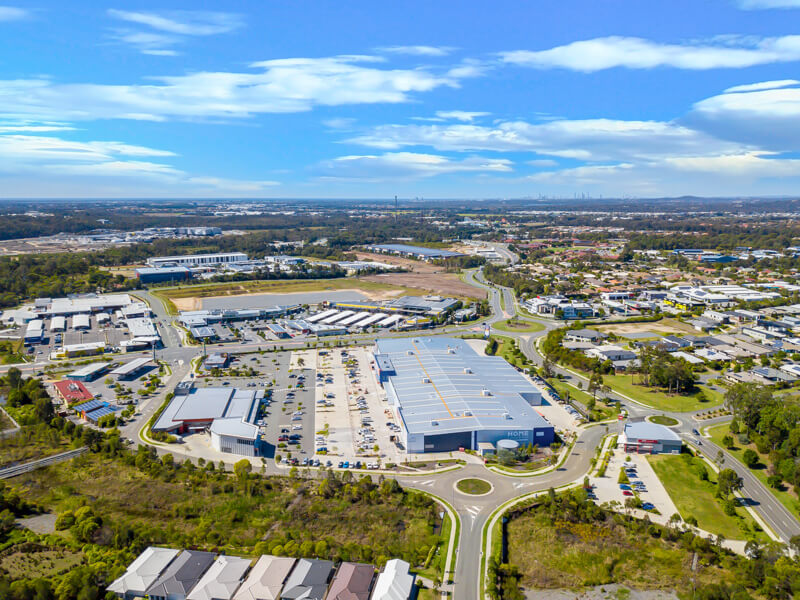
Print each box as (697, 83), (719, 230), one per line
(107, 547), (180, 596)
(109, 357), (152, 376)
(375, 337), (550, 437)
(280, 559), (333, 600)
(623, 421), (682, 443)
(173, 387), (234, 422)
(368, 243), (463, 258)
(145, 550), (216, 599)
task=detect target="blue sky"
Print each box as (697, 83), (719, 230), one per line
(2, 1), (800, 198)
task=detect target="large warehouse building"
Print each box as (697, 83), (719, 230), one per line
(146, 252), (248, 268)
(373, 337), (553, 453)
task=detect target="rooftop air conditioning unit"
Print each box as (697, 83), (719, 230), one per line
(463, 367), (473, 374)
(431, 420), (439, 426)
(422, 377), (431, 384)
(447, 347), (456, 354)
(481, 388), (492, 396)
(406, 350), (414, 355)
(464, 410), (473, 417)
(504, 412), (513, 420)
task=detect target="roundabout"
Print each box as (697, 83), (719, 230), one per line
(455, 477), (494, 496)
(647, 415), (680, 427)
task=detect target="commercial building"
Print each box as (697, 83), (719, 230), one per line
(365, 243), (464, 261)
(152, 385), (263, 456)
(24, 319), (44, 343)
(107, 547), (180, 600)
(50, 316), (66, 332)
(620, 421), (682, 454)
(72, 399), (120, 423)
(371, 559), (414, 600)
(66, 361), (110, 382)
(72, 314), (91, 330)
(53, 379), (93, 404)
(374, 337), (554, 453)
(203, 353), (230, 370)
(44, 293), (134, 316)
(109, 357), (153, 380)
(51, 341), (106, 360)
(136, 266), (193, 284)
(147, 252), (248, 268)
(233, 556), (295, 600)
(145, 550), (217, 600)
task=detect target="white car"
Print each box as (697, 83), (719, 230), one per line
(292, 424), (303, 430)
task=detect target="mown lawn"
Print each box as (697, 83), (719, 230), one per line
(604, 374), (722, 412)
(706, 423), (800, 519)
(648, 454), (768, 542)
(492, 319), (545, 333)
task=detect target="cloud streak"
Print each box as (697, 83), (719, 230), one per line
(500, 35), (800, 71)
(0, 6), (27, 21)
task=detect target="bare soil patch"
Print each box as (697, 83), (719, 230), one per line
(360, 272), (486, 299)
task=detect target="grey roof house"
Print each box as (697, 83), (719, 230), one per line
(279, 559), (334, 600)
(145, 550), (217, 600)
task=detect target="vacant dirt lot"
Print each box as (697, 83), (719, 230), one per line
(596, 319), (695, 336)
(360, 272), (486, 299)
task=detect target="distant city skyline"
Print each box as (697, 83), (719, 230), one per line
(2, 1), (800, 198)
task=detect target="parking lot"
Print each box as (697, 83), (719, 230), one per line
(590, 446), (679, 517)
(312, 346), (401, 469)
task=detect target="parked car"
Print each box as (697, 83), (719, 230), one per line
(622, 490), (633, 496)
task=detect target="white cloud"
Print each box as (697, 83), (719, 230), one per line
(377, 45), (455, 56)
(686, 81), (800, 150)
(527, 159), (558, 167)
(0, 132), (278, 195)
(323, 117), (356, 130)
(737, 0), (800, 8)
(317, 152), (512, 181)
(0, 6), (27, 21)
(724, 79), (799, 92)
(500, 35), (800, 71)
(435, 110), (490, 121)
(0, 56), (461, 122)
(347, 118), (744, 162)
(107, 9), (243, 36)
(107, 9), (243, 55)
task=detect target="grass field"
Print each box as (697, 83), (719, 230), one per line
(151, 278), (426, 314)
(456, 478), (492, 495)
(648, 415), (679, 426)
(706, 423), (800, 518)
(0, 547), (83, 580)
(491, 318), (545, 333)
(648, 454), (768, 542)
(604, 374), (723, 412)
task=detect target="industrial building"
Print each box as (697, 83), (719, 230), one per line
(66, 361), (110, 381)
(136, 266), (193, 285)
(620, 421), (682, 454)
(365, 243), (464, 261)
(109, 357), (153, 380)
(152, 385), (263, 456)
(332, 295), (459, 316)
(373, 337), (554, 453)
(42, 293), (134, 316)
(72, 313), (91, 330)
(146, 252), (248, 268)
(24, 319), (44, 343)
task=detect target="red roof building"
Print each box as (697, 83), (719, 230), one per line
(53, 379), (93, 404)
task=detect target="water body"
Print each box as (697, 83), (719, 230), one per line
(201, 290), (368, 310)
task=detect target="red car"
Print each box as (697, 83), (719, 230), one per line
(622, 490), (633, 496)
(277, 435), (288, 442)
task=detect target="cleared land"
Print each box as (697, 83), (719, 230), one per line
(605, 375), (723, 412)
(153, 278), (426, 313)
(596, 318), (696, 336)
(707, 423), (800, 518)
(360, 271), (486, 300)
(649, 454), (768, 542)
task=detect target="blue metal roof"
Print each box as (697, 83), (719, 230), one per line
(73, 399), (107, 413)
(375, 337), (549, 437)
(85, 404), (120, 422)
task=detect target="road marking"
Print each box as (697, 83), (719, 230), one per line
(418, 479), (435, 486)
(513, 481), (535, 489)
